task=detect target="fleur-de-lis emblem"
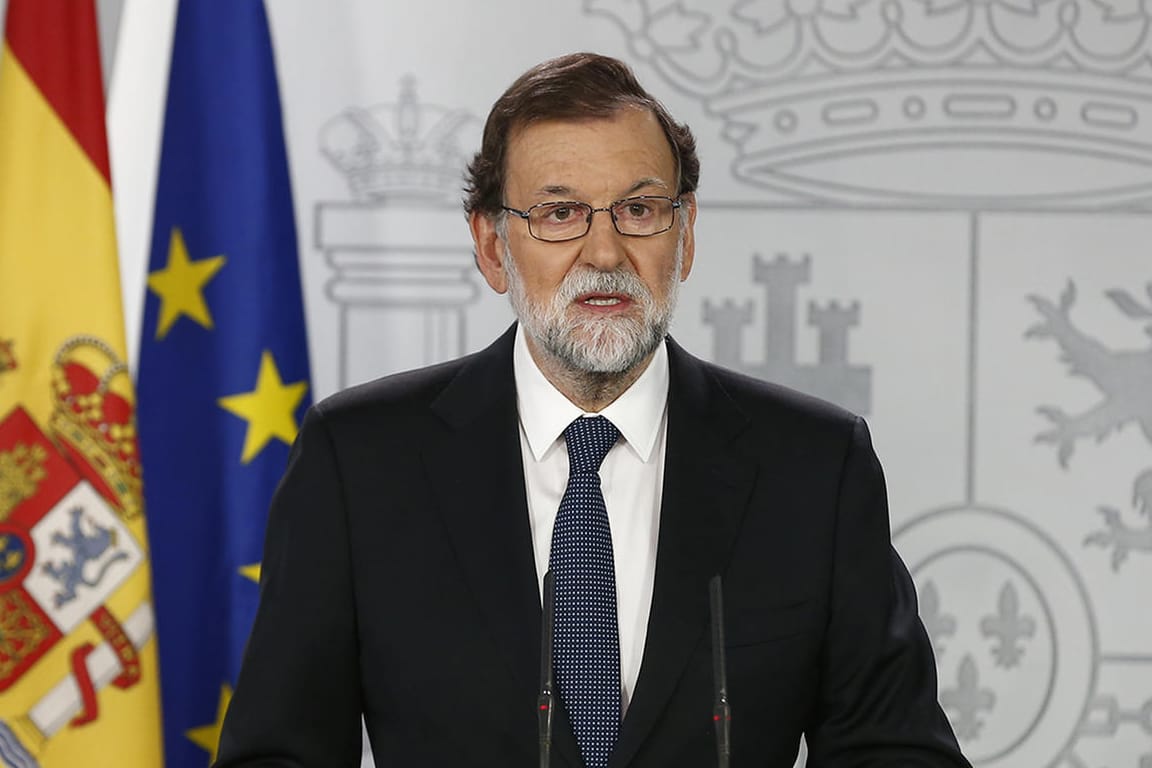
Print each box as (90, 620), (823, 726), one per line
(980, 582), (1037, 668)
(940, 655), (997, 741)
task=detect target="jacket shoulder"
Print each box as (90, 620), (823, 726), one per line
(308, 325), (516, 430)
(313, 354), (468, 423)
(713, 361), (855, 421)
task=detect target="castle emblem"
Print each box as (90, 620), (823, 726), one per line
(0, 442), (46, 520)
(1027, 280), (1152, 569)
(703, 254), (871, 414)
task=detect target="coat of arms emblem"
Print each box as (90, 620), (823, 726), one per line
(0, 337), (147, 743)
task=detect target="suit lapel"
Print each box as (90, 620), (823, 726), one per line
(611, 340), (757, 768)
(424, 326), (582, 767)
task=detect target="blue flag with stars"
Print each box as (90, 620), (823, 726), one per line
(136, 1), (311, 766)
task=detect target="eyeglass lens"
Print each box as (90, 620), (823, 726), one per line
(527, 196), (676, 241)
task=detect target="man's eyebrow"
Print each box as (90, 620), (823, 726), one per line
(533, 178), (672, 200)
(624, 177), (671, 196)
(535, 185), (575, 198)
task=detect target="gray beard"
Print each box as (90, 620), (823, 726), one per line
(503, 236), (683, 376)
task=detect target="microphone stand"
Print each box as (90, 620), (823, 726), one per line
(538, 570), (556, 768)
(710, 575), (732, 768)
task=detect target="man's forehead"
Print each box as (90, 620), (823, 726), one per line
(504, 109), (678, 194)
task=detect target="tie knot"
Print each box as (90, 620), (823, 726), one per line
(564, 416), (620, 474)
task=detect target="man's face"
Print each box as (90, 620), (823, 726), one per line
(473, 107), (696, 375)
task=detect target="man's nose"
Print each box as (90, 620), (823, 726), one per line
(578, 208), (627, 271)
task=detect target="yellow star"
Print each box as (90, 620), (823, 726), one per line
(217, 351), (308, 464)
(185, 683), (232, 762)
(239, 562), (261, 583)
(147, 228), (226, 339)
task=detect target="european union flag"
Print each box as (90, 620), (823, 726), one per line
(136, 2), (311, 766)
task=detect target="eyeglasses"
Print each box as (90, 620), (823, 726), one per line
(502, 195), (681, 243)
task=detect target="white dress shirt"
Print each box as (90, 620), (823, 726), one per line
(513, 324), (668, 714)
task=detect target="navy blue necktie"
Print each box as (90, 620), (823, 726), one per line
(550, 415), (622, 768)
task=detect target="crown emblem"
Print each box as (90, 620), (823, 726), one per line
(321, 77), (482, 203)
(48, 337), (141, 519)
(589, 0), (1152, 206)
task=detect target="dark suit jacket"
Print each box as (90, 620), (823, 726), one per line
(215, 326), (968, 768)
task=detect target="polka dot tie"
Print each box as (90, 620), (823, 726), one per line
(550, 415), (622, 768)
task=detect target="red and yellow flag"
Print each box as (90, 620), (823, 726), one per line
(0, 1), (163, 766)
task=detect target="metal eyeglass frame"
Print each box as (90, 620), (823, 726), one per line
(501, 195), (682, 243)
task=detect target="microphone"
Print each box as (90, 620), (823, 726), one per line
(710, 575), (731, 768)
(538, 569), (556, 768)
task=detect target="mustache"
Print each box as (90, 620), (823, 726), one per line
(555, 268), (653, 305)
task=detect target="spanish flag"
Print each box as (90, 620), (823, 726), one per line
(0, 1), (163, 766)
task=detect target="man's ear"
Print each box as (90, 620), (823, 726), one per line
(470, 211), (508, 294)
(678, 193), (697, 282)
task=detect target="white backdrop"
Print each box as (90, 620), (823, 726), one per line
(13, 0), (1149, 765)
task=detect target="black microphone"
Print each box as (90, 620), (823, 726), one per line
(710, 574), (731, 768)
(538, 569), (556, 768)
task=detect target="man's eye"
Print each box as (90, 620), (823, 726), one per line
(537, 204), (580, 223)
(622, 202), (653, 219)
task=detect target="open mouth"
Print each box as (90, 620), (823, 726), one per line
(577, 292), (630, 308)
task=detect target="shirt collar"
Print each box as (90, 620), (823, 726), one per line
(513, 323), (669, 463)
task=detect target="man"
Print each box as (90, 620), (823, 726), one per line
(215, 53), (969, 767)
